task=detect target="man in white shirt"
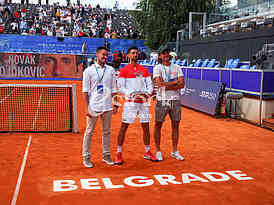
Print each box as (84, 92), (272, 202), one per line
(82, 46), (118, 168)
(153, 46), (185, 161)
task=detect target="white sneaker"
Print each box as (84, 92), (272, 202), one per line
(170, 152), (184, 161)
(83, 155), (94, 168)
(102, 154), (115, 165)
(156, 151), (163, 161)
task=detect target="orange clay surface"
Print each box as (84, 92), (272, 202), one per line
(0, 80), (274, 205)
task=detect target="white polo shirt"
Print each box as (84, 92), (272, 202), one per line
(82, 62), (117, 112)
(153, 63), (184, 101)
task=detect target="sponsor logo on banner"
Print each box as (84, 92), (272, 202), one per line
(180, 78), (224, 115)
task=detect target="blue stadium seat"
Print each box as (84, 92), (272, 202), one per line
(214, 64), (220, 68)
(240, 64), (250, 69)
(250, 65), (257, 69)
(175, 59), (181, 65)
(201, 59), (209, 67)
(180, 59), (187, 66)
(224, 58), (234, 68)
(207, 59), (216, 68)
(194, 59), (202, 67)
(230, 58), (240, 68)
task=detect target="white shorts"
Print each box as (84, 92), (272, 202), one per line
(122, 102), (151, 124)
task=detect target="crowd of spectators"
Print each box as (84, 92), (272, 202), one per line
(0, 2), (142, 39)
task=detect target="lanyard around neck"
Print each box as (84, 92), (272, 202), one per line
(95, 65), (106, 83)
(162, 64), (171, 81)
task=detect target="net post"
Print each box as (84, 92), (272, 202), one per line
(72, 83), (79, 133)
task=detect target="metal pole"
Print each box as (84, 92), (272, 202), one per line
(189, 12), (192, 40)
(203, 13), (207, 38)
(219, 68), (221, 82)
(72, 83), (79, 133)
(186, 66), (188, 80)
(230, 68), (232, 91)
(176, 30), (180, 54)
(259, 70), (264, 126)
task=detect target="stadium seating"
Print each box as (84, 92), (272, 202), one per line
(224, 59), (234, 68)
(201, 59), (209, 67)
(193, 59), (202, 67)
(175, 59), (181, 65)
(181, 59), (187, 66)
(191, 1), (274, 40)
(214, 64), (220, 68)
(207, 59), (216, 68)
(240, 64), (251, 69)
(230, 58), (240, 68)
(0, 3), (141, 40)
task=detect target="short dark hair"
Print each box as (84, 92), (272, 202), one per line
(96, 46), (109, 53)
(127, 46), (138, 54)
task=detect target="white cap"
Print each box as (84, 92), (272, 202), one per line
(169, 51), (177, 58)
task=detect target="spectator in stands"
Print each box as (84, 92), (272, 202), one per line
(0, 2), (143, 40)
(21, 7), (26, 18)
(153, 46), (185, 161)
(47, 28), (53, 36)
(3, 5), (11, 21)
(10, 21), (18, 33)
(139, 48), (147, 60)
(121, 49), (127, 63)
(111, 30), (118, 38)
(29, 25), (36, 34)
(20, 19), (28, 33)
(111, 49), (122, 70)
(104, 29), (110, 38)
(82, 46), (118, 168)
(0, 24), (4, 33)
(21, 28), (28, 35)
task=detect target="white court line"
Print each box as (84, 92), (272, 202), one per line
(11, 136), (32, 205)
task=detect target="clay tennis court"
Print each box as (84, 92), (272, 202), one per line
(0, 89), (274, 205)
(1, 79), (274, 205)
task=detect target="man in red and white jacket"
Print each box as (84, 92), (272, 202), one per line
(115, 46), (157, 164)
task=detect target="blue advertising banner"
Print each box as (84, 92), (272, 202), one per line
(180, 78), (224, 116)
(0, 34), (148, 55)
(263, 71), (274, 93)
(202, 68), (219, 81)
(232, 70), (261, 93)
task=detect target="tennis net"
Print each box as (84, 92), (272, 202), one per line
(0, 84), (78, 133)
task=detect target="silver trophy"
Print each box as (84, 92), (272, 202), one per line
(132, 71), (147, 98)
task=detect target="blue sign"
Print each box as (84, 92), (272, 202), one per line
(0, 34), (148, 55)
(180, 78), (224, 116)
